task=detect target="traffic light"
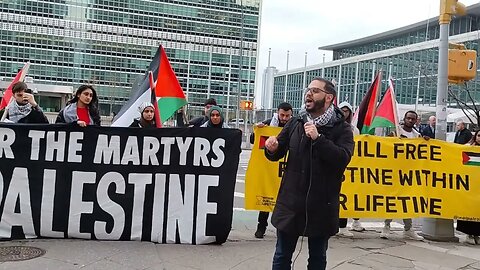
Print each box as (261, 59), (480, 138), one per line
(448, 43), (477, 84)
(240, 100), (253, 110)
(440, 0), (466, 23)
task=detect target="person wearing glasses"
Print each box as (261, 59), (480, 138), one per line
(56, 85), (101, 126)
(264, 78), (354, 270)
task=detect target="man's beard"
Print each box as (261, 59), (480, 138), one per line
(306, 97), (326, 113)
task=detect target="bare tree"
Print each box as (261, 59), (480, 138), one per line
(448, 84), (479, 129)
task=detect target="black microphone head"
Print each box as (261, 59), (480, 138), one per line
(298, 109), (309, 124)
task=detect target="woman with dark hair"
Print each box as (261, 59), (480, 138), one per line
(457, 129), (480, 245)
(200, 106), (229, 128)
(56, 85), (101, 126)
(130, 102), (156, 128)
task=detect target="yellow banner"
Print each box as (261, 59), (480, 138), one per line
(245, 128), (480, 221)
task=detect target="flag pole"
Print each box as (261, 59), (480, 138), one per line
(149, 71), (162, 128)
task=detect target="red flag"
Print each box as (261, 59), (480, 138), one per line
(148, 71), (162, 128)
(369, 78), (401, 135)
(155, 46), (187, 123)
(0, 62), (30, 110)
(354, 71), (382, 134)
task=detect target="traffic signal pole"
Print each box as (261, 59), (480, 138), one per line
(421, 0), (465, 242)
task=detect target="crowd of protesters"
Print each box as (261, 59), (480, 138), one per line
(1, 79), (479, 270)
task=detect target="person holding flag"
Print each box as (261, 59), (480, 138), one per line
(112, 45), (187, 127)
(1, 81), (49, 124)
(129, 102), (157, 128)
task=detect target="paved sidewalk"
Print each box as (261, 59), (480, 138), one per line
(0, 211), (479, 269)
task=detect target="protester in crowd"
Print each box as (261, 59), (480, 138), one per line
(189, 98), (217, 127)
(129, 102), (156, 128)
(249, 102), (293, 239)
(56, 85), (101, 126)
(1, 81), (49, 123)
(380, 110), (424, 241)
(264, 78), (354, 270)
(421, 115), (436, 139)
(337, 102), (364, 237)
(457, 129), (480, 244)
(454, 120), (472, 144)
(200, 105), (229, 128)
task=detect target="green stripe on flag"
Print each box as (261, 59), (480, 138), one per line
(369, 116), (396, 132)
(157, 97), (187, 122)
(465, 161), (480, 166)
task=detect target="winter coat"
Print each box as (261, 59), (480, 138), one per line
(129, 119), (156, 128)
(454, 129), (473, 144)
(265, 107), (354, 237)
(188, 115), (208, 127)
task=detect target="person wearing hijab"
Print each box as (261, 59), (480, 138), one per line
(130, 102), (156, 128)
(56, 85), (101, 126)
(200, 105), (229, 128)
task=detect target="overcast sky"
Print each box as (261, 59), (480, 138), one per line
(254, 0), (478, 104)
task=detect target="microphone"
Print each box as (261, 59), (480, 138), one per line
(298, 110), (309, 124)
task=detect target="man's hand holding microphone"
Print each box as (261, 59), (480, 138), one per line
(265, 121), (320, 153)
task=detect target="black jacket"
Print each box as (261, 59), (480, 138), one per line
(1, 107), (49, 124)
(129, 119), (156, 128)
(265, 108), (354, 237)
(421, 125), (435, 138)
(188, 115), (208, 127)
(454, 129), (473, 144)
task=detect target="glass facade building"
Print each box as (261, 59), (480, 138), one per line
(1, 0), (260, 117)
(273, 4), (480, 113)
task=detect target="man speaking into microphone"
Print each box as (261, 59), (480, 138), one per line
(264, 78), (354, 270)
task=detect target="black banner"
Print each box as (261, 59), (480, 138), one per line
(0, 124), (241, 244)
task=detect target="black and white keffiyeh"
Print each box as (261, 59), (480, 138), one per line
(7, 102), (32, 123)
(307, 104), (335, 127)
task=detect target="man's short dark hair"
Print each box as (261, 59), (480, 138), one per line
(204, 98), (217, 106)
(404, 110), (418, 119)
(312, 77), (336, 97)
(12, 81), (28, 94)
(277, 102), (292, 112)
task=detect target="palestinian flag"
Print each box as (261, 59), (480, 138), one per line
(462, 152), (480, 166)
(369, 78), (401, 135)
(0, 62), (30, 110)
(112, 46), (187, 127)
(354, 71), (382, 134)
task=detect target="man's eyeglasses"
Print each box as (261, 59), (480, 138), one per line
(305, 87), (331, 95)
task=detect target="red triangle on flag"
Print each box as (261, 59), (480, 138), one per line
(462, 152), (471, 164)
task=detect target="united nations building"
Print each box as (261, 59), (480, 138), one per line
(1, 0), (261, 119)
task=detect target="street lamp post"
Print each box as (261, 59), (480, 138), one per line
(235, 0), (244, 129)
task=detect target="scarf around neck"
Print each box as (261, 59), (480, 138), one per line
(307, 104), (335, 127)
(62, 103), (94, 124)
(8, 102), (32, 123)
